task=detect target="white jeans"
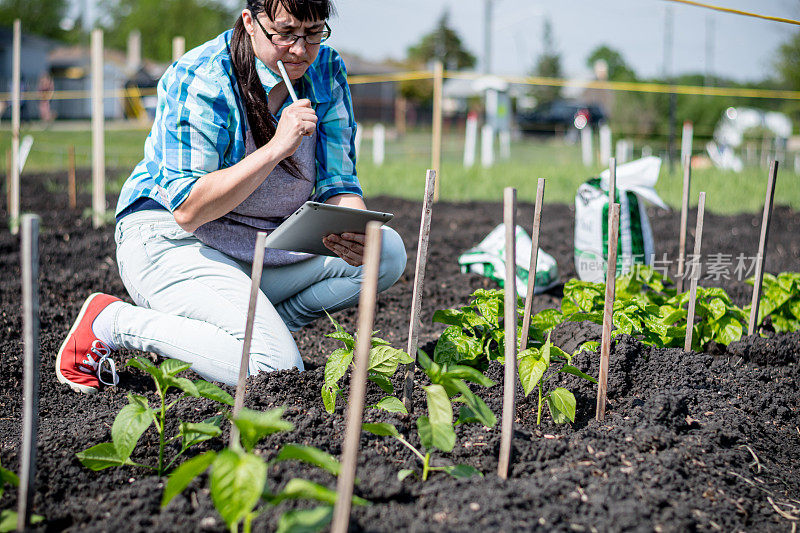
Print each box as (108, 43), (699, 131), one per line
(112, 210), (406, 386)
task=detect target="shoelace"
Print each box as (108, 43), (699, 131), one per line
(87, 340), (119, 387)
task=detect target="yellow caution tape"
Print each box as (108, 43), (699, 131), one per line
(662, 0), (800, 26)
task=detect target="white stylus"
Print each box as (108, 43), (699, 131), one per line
(276, 60), (299, 102)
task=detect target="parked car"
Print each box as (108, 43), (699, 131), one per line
(517, 100), (606, 135)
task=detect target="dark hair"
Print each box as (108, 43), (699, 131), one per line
(229, 0), (334, 178)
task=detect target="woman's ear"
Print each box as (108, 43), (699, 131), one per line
(242, 9), (255, 36)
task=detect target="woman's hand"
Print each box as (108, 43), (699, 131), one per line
(269, 99), (318, 159)
(323, 232), (365, 266)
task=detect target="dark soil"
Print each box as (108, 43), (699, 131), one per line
(1, 171), (799, 532)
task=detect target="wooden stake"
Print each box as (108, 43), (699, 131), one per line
(520, 178), (546, 350)
(595, 203), (620, 422)
(748, 161), (778, 336)
(402, 169), (436, 413)
(230, 232), (268, 447)
(431, 60), (444, 202)
(172, 36), (185, 62)
(91, 29), (106, 228)
(68, 146), (77, 210)
(607, 157), (616, 205)
(18, 214), (40, 531)
(497, 187), (517, 480)
(10, 19), (21, 235)
(676, 155), (692, 293)
(5, 148), (11, 214)
(331, 222), (383, 533)
(684, 192), (706, 352)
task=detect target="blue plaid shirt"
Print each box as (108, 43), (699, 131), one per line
(116, 30), (361, 217)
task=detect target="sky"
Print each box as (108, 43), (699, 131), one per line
(74, 0), (800, 83)
(322, 0), (799, 83)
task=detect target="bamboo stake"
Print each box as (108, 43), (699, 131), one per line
(748, 161), (778, 335)
(172, 36), (185, 62)
(5, 148), (11, 214)
(497, 187), (517, 480)
(331, 222), (383, 533)
(519, 178), (546, 350)
(68, 145), (76, 209)
(17, 214), (40, 531)
(431, 61), (444, 202)
(607, 157), (616, 203)
(10, 19), (21, 235)
(676, 155), (692, 293)
(402, 169), (437, 413)
(230, 232), (268, 447)
(684, 192), (706, 352)
(91, 29), (106, 228)
(596, 203), (620, 422)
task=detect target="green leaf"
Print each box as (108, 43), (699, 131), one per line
(326, 330), (355, 351)
(529, 308), (565, 333)
(574, 341), (599, 356)
(418, 385), (455, 452)
(372, 396), (408, 414)
(233, 408), (294, 452)
(165, 375), (200, 397)
(518, 349), (547, 397)
(179, 419), (223, 450)
(432, 309), (467, 326)
(272, 479), (369, 506)
(714, 315), (743, 346)
(210, 449), (267, 531)
(367, 373), (394, 394)
(321, 385), (338, 414)
(441, 464), (483, 479)
(194, 380), (234, 406)
(324, 348), (353, 388)
(161, 451), (216, 507)
(361, 422), (399, 437)
(0, 466), (19, 488)
(76, 443), (126, 471)
(160, 358), (193, 376)
(434, 326), (482, 366)
(112, 396), (154, 461)
(276, 506), (333, 533)
(274, 444), (342, 477)
(368, 345), (412, 375)
(128, 356), (168, 392)
(397, 469), (415, 481)
(709, 298), (727, 321)
(559, 365), (597, 383)
(546, 388), (576, 424)
(440, 365), (495, 387)
(450, 381), (496, 427)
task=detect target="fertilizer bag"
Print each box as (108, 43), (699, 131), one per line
(458, 223), (559, 297)
(574, 156), (668, 282)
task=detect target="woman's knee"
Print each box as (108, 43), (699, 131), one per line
(246, 325), (305, 374)
(378, 227), (407, 290)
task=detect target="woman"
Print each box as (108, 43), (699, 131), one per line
(56, 0), (406, 394)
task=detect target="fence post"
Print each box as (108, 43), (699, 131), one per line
(91, 29), (106, 228)
(172, 36), (185, 62)
(481, 124), (494, 168)
(599, 124), (612, 166)
(10, 19), (21, 235)
(581, 126), (593, 167)
(372, 124), (385, 166)
(680, 121), (693, 167)
(431, 60), (444, 202)
(463, 112), (478, 168)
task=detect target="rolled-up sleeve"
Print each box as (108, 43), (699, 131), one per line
(314, 57), (362, 203)
(154, 65), (231, 211)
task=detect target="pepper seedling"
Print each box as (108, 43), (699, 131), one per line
(0, 460), (44, 532)
(76, 356), (234, 476)
(746, 272), (800, 333)
(322, 314), (413, 415)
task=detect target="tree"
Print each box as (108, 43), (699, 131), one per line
(0, 0), (70, 39)
(400, 9), (476, 104)
(586, 45), (635, 81)
(776, 30), (800, 121)
(100, 0), (236, 62)
(531, 18), (562, 106)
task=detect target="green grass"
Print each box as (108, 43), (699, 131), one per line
(1, 125), (797, 214)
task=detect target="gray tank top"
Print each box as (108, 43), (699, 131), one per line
(193, 130), (318, 266)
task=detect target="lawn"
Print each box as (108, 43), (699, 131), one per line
(1, 124), (798, 214)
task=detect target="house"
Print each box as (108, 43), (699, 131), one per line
(0, 26), (53, 120)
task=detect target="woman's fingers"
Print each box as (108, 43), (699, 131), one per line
(323, 233), (366, 267)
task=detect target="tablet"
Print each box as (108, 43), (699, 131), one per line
(264, 201), (394, 256)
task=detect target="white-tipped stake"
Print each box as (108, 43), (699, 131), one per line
(748, 161), (778, 336)
(276, 60), (299, 103)
(498, 187), (517, 480)
(684, 192), (706, 352)
(520, 178), (546, 350)
(230, 231), (268, 447)
(331, 222), (383, 533)
(18, 214), (41, 531)
(676, 155), (692, 294)
(402, 169), (437, 413)
(596, 203), (620, 422)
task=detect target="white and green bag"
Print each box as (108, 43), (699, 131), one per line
(458, 223), (559, 297)
(574, 156), (668, 282)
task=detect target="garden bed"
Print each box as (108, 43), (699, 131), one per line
(1, 172), (798, 531)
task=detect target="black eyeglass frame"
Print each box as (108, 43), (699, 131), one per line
(253, 16), (331, 46)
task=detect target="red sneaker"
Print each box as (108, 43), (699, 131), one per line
(56, 293), (121, 394)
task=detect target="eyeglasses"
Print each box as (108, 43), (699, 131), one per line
(253, 16), (331, 46)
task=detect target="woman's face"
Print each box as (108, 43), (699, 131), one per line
(242, 3), (324, 80)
